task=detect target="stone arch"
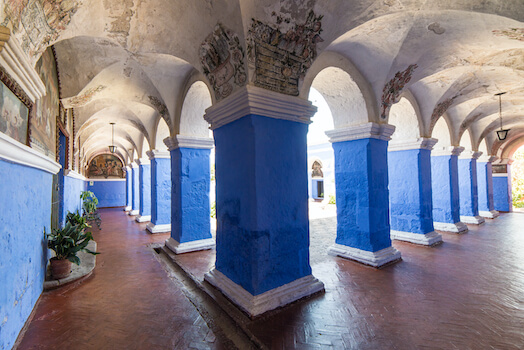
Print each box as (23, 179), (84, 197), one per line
(389, 96), (422, 143)
(301, 51), (377, 126)
(432, 116), (453, 150)
(178, 80), (213, 138)
(154, 117), (170, 151)
(459, 129), (474, 152)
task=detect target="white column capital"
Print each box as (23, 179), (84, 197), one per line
(459, 151), (482, 160)
(325, 123), (396, 143)
(125, 165), (131, 171)
(478, 155), (497, 163)
(388, 138), (438, 152)
(146, 150), (170, 159)
(164, 135), (214, 151)
(0, 26), (46, 102)
(130, 161), (139, 168)
(204, 84), (317, 130)
(136, 157), (150, 166)
(431, 146), (464, 157)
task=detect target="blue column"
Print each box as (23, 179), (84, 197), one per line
(458, 152), (485, 225)
(136, 158), (151, 222)
(128, 162), (140, 216)
(202, 86), (323, 317)
(326, 123), (401, 267)
(388, 139), (442, 246)
(146, 150), (172, 233)
(493, 161), (513, 212)
(164, 136), (214, 253)
(124, 165), (132, 211)
(477, 156), (499, 219)
(431, 147), (468, 233)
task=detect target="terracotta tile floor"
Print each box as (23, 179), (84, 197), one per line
(16, 208), (524, 349)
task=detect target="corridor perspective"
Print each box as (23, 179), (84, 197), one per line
(15, 208), (524, 349)
(1, 1), (524, 349)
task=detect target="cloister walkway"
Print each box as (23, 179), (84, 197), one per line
(16, 208), (524, 349)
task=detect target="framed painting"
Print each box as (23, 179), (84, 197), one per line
(0, 66), (31, 145)
(87, 154), (125, 179)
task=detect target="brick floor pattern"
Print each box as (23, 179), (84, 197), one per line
(16, 208), (524, 349)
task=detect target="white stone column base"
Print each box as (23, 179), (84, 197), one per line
(124, 206), (131, 212)
(135, 215), (151, 223)
(479, 210), (499, 219)
(128, 209), (139, 216)
(433, 221), (468, 233)
(204, 269), (324, 317)
(460, 215), (485, 225)
(328, 244), (401, 268)
(146, 223), (171, 234)
(165, 237), (215, 254)
(390, 230), (443, 246)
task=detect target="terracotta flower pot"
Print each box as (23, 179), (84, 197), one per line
(50, 258), (72, 280)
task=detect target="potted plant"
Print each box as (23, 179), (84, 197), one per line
(80, 191), (101, 229)
(46, 216), (99, 280)
(80, 190), (99, 215)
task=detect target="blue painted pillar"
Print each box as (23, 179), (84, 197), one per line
(477, 156), (499, 219)
(201, 86), (324, 317)
(458, 151), (485, 225)
(128, 162), (140, 216)
(493, 160), (513, 212)
(124, 165), (132, 211)
(146, 150), (172, 233)
(431, 147), (468, 233)
(164, 136), (214, 253)
(326, 123), (401, 267)
(136, 158), (151, 222)
(388, 139), (442, 246)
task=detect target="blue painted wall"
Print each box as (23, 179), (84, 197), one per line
(431, 155), (461, 223)
(131, 166), (140, 211)
(125, 169), (132, 208)
(493, 175), (512, 212)
(333, 138), (391, 252)
(151, 158), (171, 225)
(139, 163), (151, 217)
(170, 148), (211, 243)
(477, 162), (495, 212)
(57, 132), (66, 226)
(0, 159), (52, 350)
(62, 175), (86, 222)
(214, 115), (311, 296)
(458, 158), (479, 217)
(87, 180), (126, 208)
(388, 149), (434, 234)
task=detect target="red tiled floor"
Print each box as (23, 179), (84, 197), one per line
(16, 208), (224, 350)
(16, 209), (524, 349)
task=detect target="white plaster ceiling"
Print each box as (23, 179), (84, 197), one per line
(1, 0), (523, 165)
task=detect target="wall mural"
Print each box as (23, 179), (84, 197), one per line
(32, 47), (58, 157)
(200, 23), (247, 101)
(0, 80), (29, 144)
(2, 0), (79, 60)
(87, 154), (125, 179)
(492, 28), (524, 41)
(429, 96), (456, 132)
(380, 64), (418, 119)
(247, 10), (323, 96)
(64, 85), (106, 108)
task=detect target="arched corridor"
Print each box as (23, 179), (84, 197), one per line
(1, 1), (524, 349)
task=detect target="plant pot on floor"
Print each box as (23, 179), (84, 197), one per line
(50, 257), (72, 279)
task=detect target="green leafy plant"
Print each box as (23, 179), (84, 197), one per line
(65, 210), (90, 229)
(328, 194), (336, 205)
(81, 191), (99, 215)
(46, 222), (99, 265)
